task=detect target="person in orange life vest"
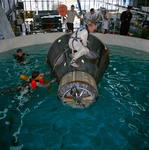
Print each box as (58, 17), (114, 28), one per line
(31, 71), (46, 88)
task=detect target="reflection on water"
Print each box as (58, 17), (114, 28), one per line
(0, 44), (149, 150)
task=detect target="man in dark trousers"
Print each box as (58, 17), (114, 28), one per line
(120, 6), (132, 35)
(66, 5), (82, 32)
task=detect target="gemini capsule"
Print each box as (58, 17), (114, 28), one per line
(47, 34), (109, 108)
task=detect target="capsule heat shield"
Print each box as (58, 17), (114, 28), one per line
(58, 71), (98, 108)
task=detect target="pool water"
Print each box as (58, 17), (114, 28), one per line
(0, 44), (149, 150)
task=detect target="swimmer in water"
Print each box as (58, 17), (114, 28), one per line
(13, 49), (29, 63)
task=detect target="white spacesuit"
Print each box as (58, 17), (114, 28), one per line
(69, 26), (89, 67)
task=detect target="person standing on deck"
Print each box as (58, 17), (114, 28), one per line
(120, 6), (132, 35)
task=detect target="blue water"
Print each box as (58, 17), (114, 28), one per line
(0, 44), (149, 150)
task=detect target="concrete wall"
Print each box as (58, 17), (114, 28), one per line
(0, 32), (149, 53)
(94, 33), (149, 53)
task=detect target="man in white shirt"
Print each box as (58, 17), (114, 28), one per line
(66, 5), (81, 32)
(69, 23), (96, 67)
(85, 8), (99, 25)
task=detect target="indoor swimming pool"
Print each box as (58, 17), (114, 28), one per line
(0, 44), (149, 150)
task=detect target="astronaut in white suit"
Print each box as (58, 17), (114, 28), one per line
(69, 23), (96, 67)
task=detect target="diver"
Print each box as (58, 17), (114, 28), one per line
(69, 23), (96, 67)
(13, 49), (29, 63)
(0, 71), (55, 95)
(30, 71), (56, 89)
(0, 81), (30, 95)
(30, 71), (46, 88)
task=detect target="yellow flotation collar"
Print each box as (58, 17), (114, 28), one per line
(20, 75), (29, 80)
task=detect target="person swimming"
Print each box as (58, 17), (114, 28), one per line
(30, 71), (46, 88)
(29, 71), (56, 89)
(13, 49), (29, 63)
(0, 71), (56, 96)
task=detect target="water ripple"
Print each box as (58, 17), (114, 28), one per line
(128, 101), (146, 112)
(128, 123), (140, 135)
(119, 118), (125, 122)
(0, 108), (8, 120)
(130, 107), (141, 116)
(117, 84), (130, 91)
(119, 92), (131, 99)
(134, 103), (146, 112)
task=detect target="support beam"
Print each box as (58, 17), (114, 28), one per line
(77, 0), (82, 15)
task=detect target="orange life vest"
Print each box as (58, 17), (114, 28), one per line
(31, 77), (45, 88)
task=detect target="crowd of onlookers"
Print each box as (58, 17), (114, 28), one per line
(11, 5), (134, 37)
(64, 4), (148, 39)
(65, 5), (133, 36)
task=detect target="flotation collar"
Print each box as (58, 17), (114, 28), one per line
(20, 75), (29, 80)
(31, 76), (45, 88)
